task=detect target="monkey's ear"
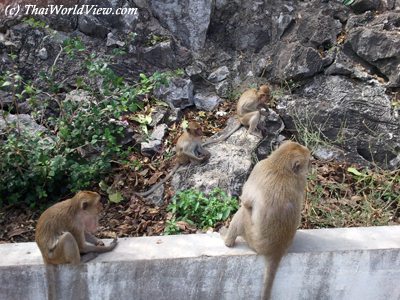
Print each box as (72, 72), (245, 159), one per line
(291, 159), (302, 173)
(81, 201), (89, 210)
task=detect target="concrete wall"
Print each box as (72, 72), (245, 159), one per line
(0, 226), (399, 300)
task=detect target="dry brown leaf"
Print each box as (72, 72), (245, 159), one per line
(7, 227), (29, 238)
(350, 195), (363, 202)
(147, 172), (163, 185)
(139, 169), (149, 176)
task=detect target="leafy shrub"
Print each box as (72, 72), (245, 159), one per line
(0, 37), (176, 207)
(164, 188), (239, 235)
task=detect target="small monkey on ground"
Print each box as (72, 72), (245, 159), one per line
(35, 191), (118, 265)
(222, 141), (311, 300)
(202, 85), (271, 147)
(136, 121), (211, 197)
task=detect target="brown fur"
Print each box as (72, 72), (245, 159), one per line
(35, 191), (118, 265)
(136, 121), (211, 197)
(222, 141), (311, 300)
(202, 85), (271, 147)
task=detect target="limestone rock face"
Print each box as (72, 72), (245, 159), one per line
(149, 0), (212, 51)
(278, 75), (400, 169)
(346, 12), (400, 87)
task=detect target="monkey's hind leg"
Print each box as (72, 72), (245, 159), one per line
(48, 232), (81, 265)
(248, 111), (263, 138)
(224, 208), (245, 247)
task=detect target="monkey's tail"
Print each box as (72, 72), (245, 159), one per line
(202, 120), (241, 147)
(135, 165), (180, 197)
(45, 265), (57, 300)
(261, 255), (282, 300)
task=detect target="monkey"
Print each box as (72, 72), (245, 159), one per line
(221, 141), (311, 300)
(136, 121), (211, 197)
(202, 85), (271, 147)
(35, 191), (118, 265)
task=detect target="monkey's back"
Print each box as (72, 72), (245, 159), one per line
(242, 157), (306, 256)
(35, 199), (79, 252)
(236, 89), (258, 115)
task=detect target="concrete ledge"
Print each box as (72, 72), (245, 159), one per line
(0, 226), (399, 300)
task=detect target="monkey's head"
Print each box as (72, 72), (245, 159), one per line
(277, 141), (311, 176)
(257, 85), (271, 107)
(73, 191), (102, 233)
(187, 121), (203, 137)
(73, 191), (103, 213)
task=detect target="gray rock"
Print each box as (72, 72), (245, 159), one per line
(267, 42), (325, 81)
(346, 12), (400, 87)
(154, 77), (194, 110)
(142, 40), (191, 69)
(143, 184), (165, 206)
(37, 47), (48, 60)
(150, 0), (212, 51)
(207, 66), (230, 83)
(150, 124), (168, 141)
(171, 118), (261, 196)
(77, 0), (140, 38)
(78, 15), (109, 39)
(106, 32), (125, 47)
(350, 0), (381, 13)
(325, 48), (377, 82)
(297, 11), (342, 49)
(185, 65), (203, 77)
(193, 92), (222, 111)
(65, 90), (95, 104)
(150, 107), (168, 127)
(141, 139), (163, 157)
(258, 108), (285, 137)
(325, 50), (354, 77)
(141, 124), (168, 157)
(278, 75), (400, 169)
(314, 145), (346, 161)
(0, 113), (47, 135)
(274, 13), (294, 40)
(215, 80), (231, 98)
(0, 90), (14, 110)
(254, 109), (285, 159)
(232, 23), (271, 53)
(389, 154), (400, 169)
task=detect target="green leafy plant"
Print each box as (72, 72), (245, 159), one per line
(146, 34), (169, 46)
(99, 180), (124, 203)
(164, 188), (239, 235)
(0, 38), (176, 207)
(63, 37), (85, 58)
(23, 17), (47, 29)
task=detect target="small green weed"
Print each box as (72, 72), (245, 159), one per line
(63, 37), (85, 58)
(164, 188), (239, 235)
(23, 17), (47, 29)
(146, 34), (169, 46)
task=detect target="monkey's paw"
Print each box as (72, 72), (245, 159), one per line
(109, 238), (118, 249)
(224, 239), (235, 247)
(95, 240), (105, 246)
(260, 108), (269, 116)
